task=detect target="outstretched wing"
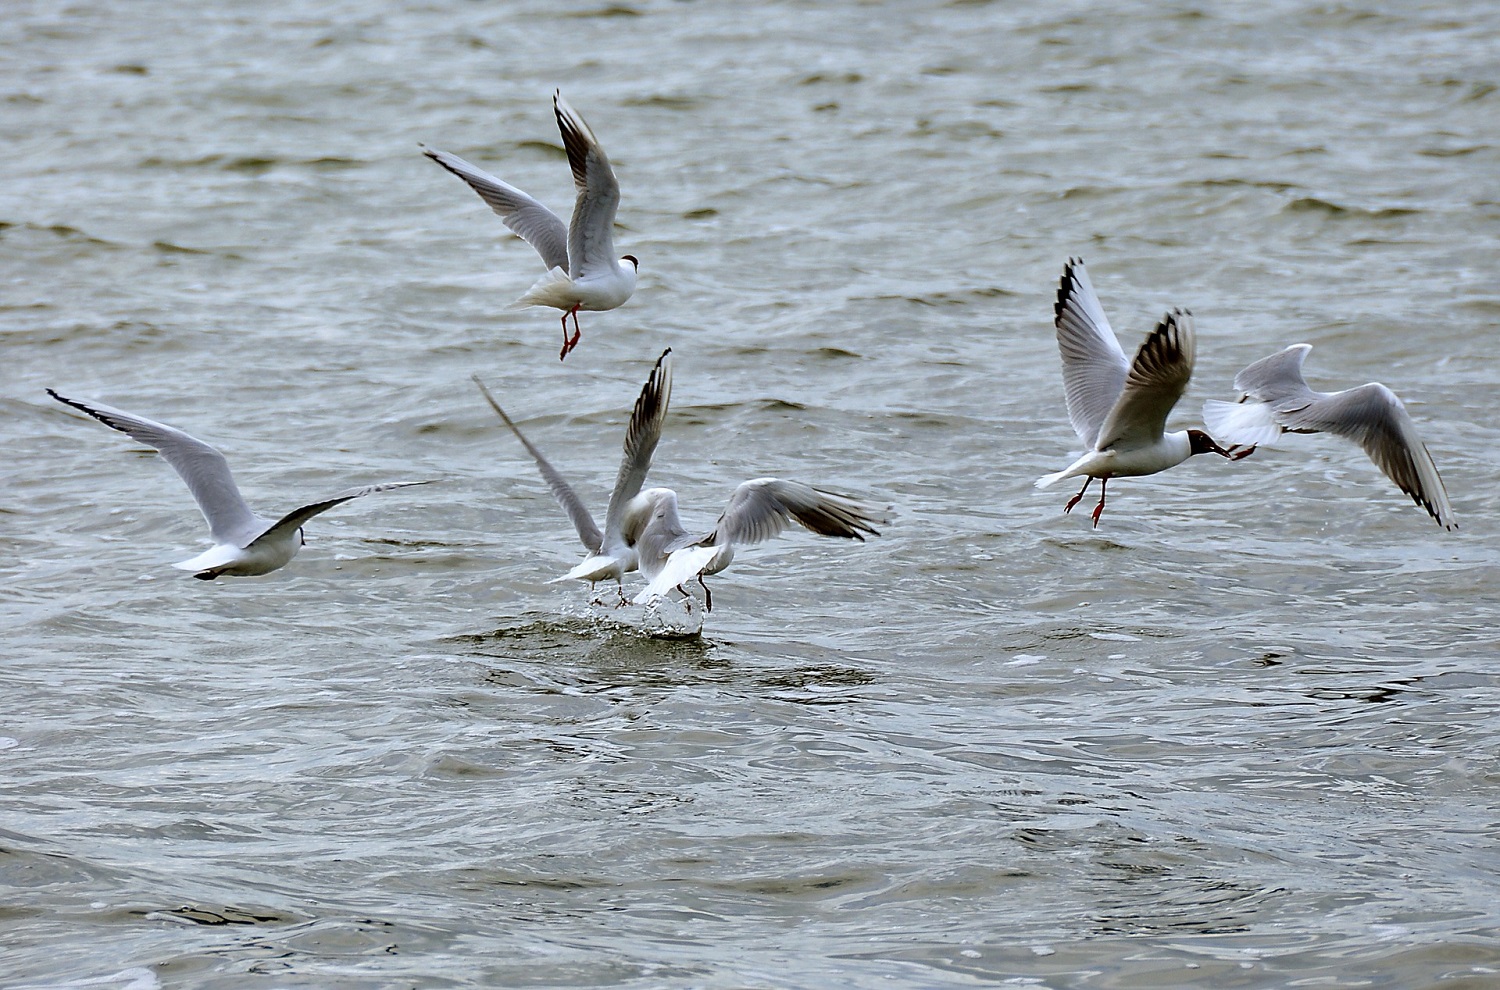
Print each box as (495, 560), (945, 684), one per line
(47, 389), (264, 544)
(252, 481), (431, 548)
(554, 91), (622, 279)
(422, 144), (570, 272)
(602, 349), (672, 554)
(474, 377), (603, 553)
(683, 478), (883, 550)
(1053, 257), (1130, 448)
(1277, 383), (1456, 531)
(1094, 309), (1195, 451)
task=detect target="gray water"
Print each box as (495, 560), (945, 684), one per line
(4, 0), (1500, 986)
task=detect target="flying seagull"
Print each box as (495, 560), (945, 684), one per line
(1202, 343), (1456, 530)
(423, 90), (637, 360)
(47, 390), (428, 579)
(1036, 257), (1234, 526)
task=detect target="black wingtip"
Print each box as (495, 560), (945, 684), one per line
(1054, 257), (1086, 323)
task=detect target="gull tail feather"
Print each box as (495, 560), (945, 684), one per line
(1201, 399), (1284, 448)
(173, 544), (243, 573)
(550, 554), (622, 584)
(1035, 469), (1074, 490)
(515, 266), (576, 309)
(633, 546), (721, 605)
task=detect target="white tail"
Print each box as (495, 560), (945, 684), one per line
(1201, 399), (1284, 448)
(633, 545), (722, 605)
(550, 554), (622, 584)
(514, 266), (575, 309)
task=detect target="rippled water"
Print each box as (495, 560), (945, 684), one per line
(4, 0), (1499, 986)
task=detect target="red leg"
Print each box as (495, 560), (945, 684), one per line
(1090, 477), (1109, 527)
(559, 306), (583, 360)
(1063, 476), (1092, 514)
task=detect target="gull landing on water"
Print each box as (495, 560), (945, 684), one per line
(1035, 258), (1234, 526)
(47, 390), (429, 579)
(1202, 344), (1457, 530)
(627, 481), (884, 612)
(473, 349), (672, 602)
(423, 90), (637, 361)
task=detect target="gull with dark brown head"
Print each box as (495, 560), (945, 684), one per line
(474, 349), (672, 599)
(1035, 257), (1233, 526)
(46, 390), (428, 579)
(1202, 343), (1456, 530)
(423, 90), (637, 360)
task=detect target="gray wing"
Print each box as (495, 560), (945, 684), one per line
(253, 482), (431, 548)
(1094, 309), (1195, 450)
(1054, 257), (1130, 448)
(473, 377), (603, 553)
(48, 389), (265, 544)
(554, 91), (622, 279)
(1233, 343), (1318, 406)
(422, 144), (570, 272)
(1275, 383), (1457, 531)
(602, 349), (672, 555)
(672, 478), (884, 551)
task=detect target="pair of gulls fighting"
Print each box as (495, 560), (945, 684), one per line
(1037, 258), (1456, 531)
(44, 354), (883, 606)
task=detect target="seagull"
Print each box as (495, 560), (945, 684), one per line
(47, 390), (429, 579)
(473, 348), (672, 599)
(1035, 257), (1233, 526)
(423, 90), (637, 361)
(627, 481), (883, 611)
(1202, 344), (1457, 530)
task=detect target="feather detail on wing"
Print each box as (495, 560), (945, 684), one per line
(602, 349), (672, 553)
(47, 389), (265, 545)
(1094, 309), (1195, 451)
(1276, 383), (1457, 530)
(420, 145), (570, 272)
(1053, 257), (1130, 448)
(554, 91), (622, 279)
(708, 479), (884, 547)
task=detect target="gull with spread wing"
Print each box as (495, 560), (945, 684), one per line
(423, 90), (637, 360)
(47, 390), (428, 579)
(473, 349), (672, 599)
(1035, 257), (1234, 526)
(1202, 344), (1456, 530)
(627, 481), (883, 611)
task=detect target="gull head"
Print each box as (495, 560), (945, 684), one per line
(621, 254), (639, 271)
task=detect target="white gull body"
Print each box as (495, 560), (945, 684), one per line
(1035, 257), (1231, 526)
(473, 349), (672, 595)
(1202, 343), (1456, 530)
(423, 90), (637, 360)
(47, 390), (427, 579)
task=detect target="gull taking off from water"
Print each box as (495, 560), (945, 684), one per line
(423, 90), (637, 361)
(473, 349), (672, 599)
(1202, 344), (1456, 530)
(1036, 258), (1233, 526)
(628, 481), (884, 611)
(47, 390), (428, 579)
